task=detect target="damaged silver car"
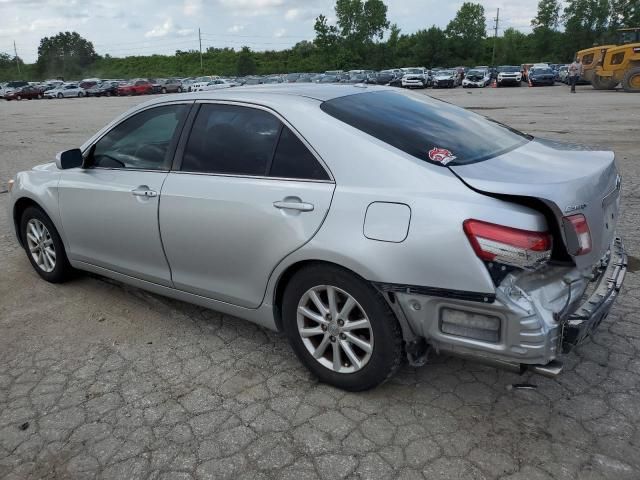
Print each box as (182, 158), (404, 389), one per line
(7, 85), (626, 391)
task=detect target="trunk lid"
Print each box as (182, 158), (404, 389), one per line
(449, 138), (621, 269)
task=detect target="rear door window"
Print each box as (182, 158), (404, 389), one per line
(182, 104), (281, 176)
(320, 90), (529, 166)
(270, 127), (329, 180)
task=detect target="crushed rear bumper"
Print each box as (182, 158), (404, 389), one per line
(561, 237), (627, 352)
(377, 237), (627, 375)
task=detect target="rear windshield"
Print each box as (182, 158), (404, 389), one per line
(320, 90), (530, 166)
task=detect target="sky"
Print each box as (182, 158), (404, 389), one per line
(0, 0), (549, 63)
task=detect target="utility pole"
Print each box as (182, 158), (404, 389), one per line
(13, 41), (21, 76)
(198, 28), (203, 73)
(491, 8), (500, 67)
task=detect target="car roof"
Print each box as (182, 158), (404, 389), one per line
(143, 84), (389, 107)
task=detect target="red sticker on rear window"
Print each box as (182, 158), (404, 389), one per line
(428, 147), (456, 165)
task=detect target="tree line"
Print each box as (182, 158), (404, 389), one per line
(1, 0), (638, 81)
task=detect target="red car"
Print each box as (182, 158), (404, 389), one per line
(117, 80), (153, 96)
(4, 86), (43, 101)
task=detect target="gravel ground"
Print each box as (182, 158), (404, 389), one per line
(1, 84), (639, 480)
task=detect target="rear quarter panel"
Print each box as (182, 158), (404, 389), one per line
(261, 98), (548, 299)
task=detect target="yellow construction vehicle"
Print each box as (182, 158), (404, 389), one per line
(577, 27), (640, 92)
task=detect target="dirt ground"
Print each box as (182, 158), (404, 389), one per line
(1, 84), (639, 480)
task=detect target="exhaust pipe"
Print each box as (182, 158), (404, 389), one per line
(528, 360), (563, 378)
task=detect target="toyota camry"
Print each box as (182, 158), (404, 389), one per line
(7, 85), (626, 391)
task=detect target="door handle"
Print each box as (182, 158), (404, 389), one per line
(273, 200), (314, 212)
(131, 186), (158, 198)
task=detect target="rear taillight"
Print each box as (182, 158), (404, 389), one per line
(463, 219), (552, 270)
(562, 214), (592, 256)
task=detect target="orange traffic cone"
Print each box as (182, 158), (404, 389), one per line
(528, 76), (533, 87)
(491, 79), (497, 88)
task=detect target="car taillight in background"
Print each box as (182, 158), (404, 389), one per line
(463, 219), (552, 270)
(562, 214), (592, 256)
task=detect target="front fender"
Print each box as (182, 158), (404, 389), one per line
(9, 164), (64, 247)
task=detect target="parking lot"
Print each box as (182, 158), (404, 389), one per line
(1, 84), (639, 480)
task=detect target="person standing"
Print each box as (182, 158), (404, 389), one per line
(568, 58), (583, 93)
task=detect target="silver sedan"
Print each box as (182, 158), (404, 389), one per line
(7, 85), (626, 390)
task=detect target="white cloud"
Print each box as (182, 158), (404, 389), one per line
(284, 8), (299, 21)
(227, 24), (246, 33)
(1, 0), (560, 63)
(144, 17), (193, 38)
(183, 0), (202, 16)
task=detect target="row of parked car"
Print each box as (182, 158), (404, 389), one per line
(1, 62), (577, 101)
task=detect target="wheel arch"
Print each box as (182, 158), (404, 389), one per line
(272, 259), (373, 332)
(13, 197), (44, 247)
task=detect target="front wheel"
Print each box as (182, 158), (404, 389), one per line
(282, 265), (403, 391)
(20, 206), (74, 283)
(177, 87), (183, 93)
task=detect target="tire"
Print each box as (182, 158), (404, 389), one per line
(16, 95), (21, 100)
(162, 87), (167, 94)
(622, 67), (640, 93)
(58, 93), (63, 98)
(78, 92), (83, 97)
(177, 87), (183, 93)
(282, 264), (403, 391)
(20, 206), (74, 283)
(106, 91), (111, 97)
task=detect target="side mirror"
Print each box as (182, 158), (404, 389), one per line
(55, 148), (84, 170)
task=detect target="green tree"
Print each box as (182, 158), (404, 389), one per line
(496, 28), (534, 64)
(532, 0), (561, 29)
(412, 26), (449, 67)
(530, 0), (562, 60)
(610, 0), (640, 28)
(36, 31), (98, 78)
(236, 46), (257, 76)
(563, 0), (612, 52)
(334, 0), (389, 42)
(446, 2), (486, 64)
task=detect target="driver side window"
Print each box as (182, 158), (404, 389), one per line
(91, 105), (188, 170)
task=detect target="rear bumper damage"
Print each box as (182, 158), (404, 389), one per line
(378, 237), (627, 376)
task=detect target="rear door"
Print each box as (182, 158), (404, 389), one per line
(160, 102), (335, 308)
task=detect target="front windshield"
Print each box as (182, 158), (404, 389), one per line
(531, 68), (552, 75)
(405, 69), (423, 74)
(498, 66), (519, 72)
(438, 70), (455, 76)
(467, 70), (484, 78)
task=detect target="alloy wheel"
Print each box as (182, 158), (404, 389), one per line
(297, 285), (374, 374)
(25, 219), (56, 273)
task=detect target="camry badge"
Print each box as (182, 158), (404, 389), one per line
(565, 204), (587, 213)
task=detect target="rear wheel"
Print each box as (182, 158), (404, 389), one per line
(16, 95), (22, 100)
(77, 92), (83, 97)
(622, 67), (640, 93)
(592, 75), (619, 90)
(282, 265), (403, 391)
(20, 207), (74, 283)
(177, 87), (183, 93)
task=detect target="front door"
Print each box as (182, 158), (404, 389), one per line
(58, 103), (190, 286)
(160, 103), (335, 308)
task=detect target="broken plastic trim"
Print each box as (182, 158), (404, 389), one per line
(374, 282), (496, 304)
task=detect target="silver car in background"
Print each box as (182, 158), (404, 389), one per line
(7, 85), (626, 391)
(44, 83), (85, 99)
